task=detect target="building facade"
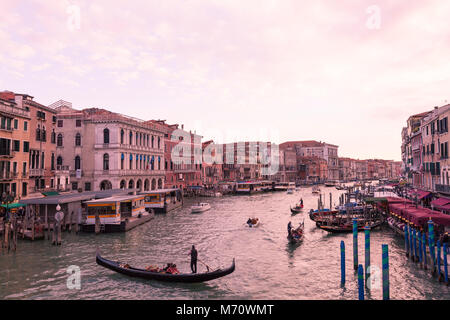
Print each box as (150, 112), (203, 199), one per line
(0, 92), (31, 199)
(54, 103), (165, 192)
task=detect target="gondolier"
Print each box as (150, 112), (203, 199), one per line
(190, 245), (198, 273)
(288, 221), (293, 235)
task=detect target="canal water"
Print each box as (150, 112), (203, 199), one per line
(1, 186), (449, 300)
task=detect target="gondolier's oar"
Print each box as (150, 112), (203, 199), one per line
(198, 259), (211, 272)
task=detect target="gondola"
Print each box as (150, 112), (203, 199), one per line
(287, 222), (304, 244)
(318, 220), (383, 233)
(290, 203), (303, 215)
(246, 218), (260, 228)
(96, 252), (235, 283)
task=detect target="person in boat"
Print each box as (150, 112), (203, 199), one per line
(300, 198), (303, 206)
(190, 245), (198, 273)
(247, 218), (252, 226)
(287, 221), (293, 235)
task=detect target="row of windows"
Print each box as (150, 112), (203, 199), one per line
(0, 138), (29, 154)
(423, 141), (449, 158)
(0, 117), (28, 131)
(57, 119), (82, 128)
(119, 128), (162, 149)
(424, 117), (449, 136)
(56, 133), (81, 147)
(423, 162), (441, 176)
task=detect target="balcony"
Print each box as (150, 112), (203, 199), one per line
(29, 168), (44, 177)
(0, 151), (14, 158)
(0, 171), (19, 180)
(436, 184), (450, 194)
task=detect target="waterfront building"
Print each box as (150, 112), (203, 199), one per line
(3, 92), (59, 195)
(52, 102), (165, 192)
(148, 120), (202, 191)
(279, 140), (339, 181)
(0, 92), (31, 199)
(401, 111), (431, 186)
(297, 156), (327, 183)
(421, 105), (450, 194)
(338, 157), (353, 182)
(201, 140), (223, 188)
(276, 145), (298, 183)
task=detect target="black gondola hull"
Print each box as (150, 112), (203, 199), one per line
(96, 253), (235, 283)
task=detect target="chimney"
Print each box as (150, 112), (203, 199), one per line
(181, 124), (184, 130)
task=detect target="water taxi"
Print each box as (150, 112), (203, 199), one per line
(191, 203), (211, 213)
(141, 188), (183, 213)
(275, 182), (295, 191)
(325, 181), (336, 187)
(81, 195), (153, 233)
(312, 185), (320, 194)
(236, 181), (265, 194)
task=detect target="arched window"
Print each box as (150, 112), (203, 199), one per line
(151, 136), (154, 148)
(103, 128), (110, 144)
(129, 131), (133, 145)
(158, 136), (160, 149)
(120, 129), (124, 144)
(57, 156), (63, 166)
(120, 153), (124, 170)
(57, 134), (63, 146)
(75, 156), (81, 170)
(103, 153), (109, 170)
(75, 133), (81, 146)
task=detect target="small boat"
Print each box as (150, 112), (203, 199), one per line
(246, 218), (260, 228)
(290, 203), (304, 214)
(287, 189), (294, 194)
(214, 192), (222, 197)
(312, 186), (320, 194)
(191, 203), (211, 213)
(287, 222), (304, 244)
(96, 252), (235, 283)
(319, 220), (383, 233)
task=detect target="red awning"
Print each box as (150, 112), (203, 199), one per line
(409, 189), (431, 200)
(431, 197), (450, 208)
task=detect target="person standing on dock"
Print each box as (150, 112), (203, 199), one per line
(190, 245), (198, 273)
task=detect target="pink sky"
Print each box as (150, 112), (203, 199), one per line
(2, 0), (450, 161)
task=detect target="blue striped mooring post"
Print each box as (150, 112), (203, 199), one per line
(418, 231), (423, 266)
(353, 218), (358, 270)
(404, 224), (409, 257)
(382, 244), (389, 300)
(444, 243), (448, 285)
(364, 225), (370, 285)
(428, 219), (436, 275)
(340, 240), (345, 286)
(409, 225), (414, 260)
(437, 240), (442, 281)
(358, 264), (364, 300)
(422, 232), (427, 270)
(413, 228), (418, 262)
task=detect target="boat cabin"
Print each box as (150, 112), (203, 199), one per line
(140, 188), (183, 213)
(85, 195), (146, 225)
